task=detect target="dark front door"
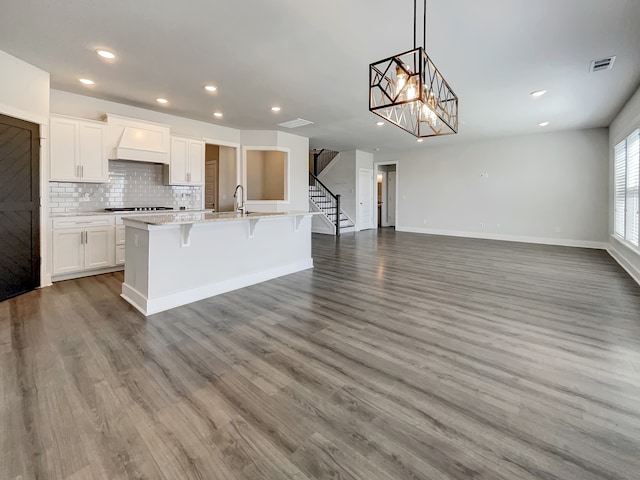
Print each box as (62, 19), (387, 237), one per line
(0, 114), (40, 301)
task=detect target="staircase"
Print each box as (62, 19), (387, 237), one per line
(309, 173), (355, 235)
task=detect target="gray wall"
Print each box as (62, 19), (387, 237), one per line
(376, 128), (609, 247)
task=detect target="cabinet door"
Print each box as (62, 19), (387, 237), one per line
(115, 245), (126, 265)
(52, 228), (84, 275)
(85, 227), (115, 270)
(188, 140), (205, 185)
(79, 122), (108, 183)
(50, 117), (79, 181)
(169, 137), (189, 184)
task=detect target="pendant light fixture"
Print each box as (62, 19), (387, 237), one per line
(369, 0), (458, 139)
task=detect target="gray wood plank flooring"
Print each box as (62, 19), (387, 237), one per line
(2, 229), (640, 479)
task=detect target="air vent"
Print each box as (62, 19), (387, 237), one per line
(589, 56), (616, 72)
(278, 118), (314, 129)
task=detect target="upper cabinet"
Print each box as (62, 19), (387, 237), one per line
(164, 136), (204, 185)
(50, 115), (108, 183)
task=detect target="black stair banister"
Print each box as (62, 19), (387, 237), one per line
(309, 172), (341, 236)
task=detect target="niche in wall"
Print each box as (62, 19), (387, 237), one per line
(244, 148), (289, 202)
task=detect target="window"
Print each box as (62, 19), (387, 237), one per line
(615, 129), (640, 247)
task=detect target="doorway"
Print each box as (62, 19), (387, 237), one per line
(0, 114), (40, 301)
(204, 142), (239, 212)
(375, 162), (398, 229)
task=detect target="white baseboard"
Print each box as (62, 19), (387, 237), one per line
(395, 226), (608, 250)
(607, 243), (640, 287)
(122, 258), (314, 316)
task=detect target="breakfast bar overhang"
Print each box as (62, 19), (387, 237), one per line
(120, 211), (316, 315)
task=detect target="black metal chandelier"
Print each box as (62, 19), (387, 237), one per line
(369, 0), (458, 139)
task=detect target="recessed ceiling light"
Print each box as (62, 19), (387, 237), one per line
(530, 90), (547, 97)
(539, 121), (550, 127)
(374, 148), (380, 151)
(79, 78), (94, 85)
(376, 121), (384, 126)
(96, 49), (116, 60)
(156, 98), (168, 104)
(213, 112), (223, 118)
(417, 138), (424, 143)
(204, 85), (217, 92)
(271, 106), (281, 112)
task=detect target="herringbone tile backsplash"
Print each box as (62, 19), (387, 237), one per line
(49, 160), (202, 214)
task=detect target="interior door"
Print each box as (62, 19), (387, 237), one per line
(358, 168), (374, 230)
(205, 159), (218, 210)
(387, 171), (397, 227)
(0, 114), (40, 301)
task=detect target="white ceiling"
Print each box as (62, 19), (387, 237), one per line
(1, 0), (639, 154)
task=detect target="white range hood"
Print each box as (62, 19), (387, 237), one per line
(105, 114), (171, 164)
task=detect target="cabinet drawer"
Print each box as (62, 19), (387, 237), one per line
(53, 215), (114, 229)
(116, 226), (126, 244)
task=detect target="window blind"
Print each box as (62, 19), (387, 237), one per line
(626, 129), (640, 246)
(615, 140), (626, 237)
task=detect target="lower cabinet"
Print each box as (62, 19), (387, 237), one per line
(115, 224), (126, 265)
(52, 216), (115, 276)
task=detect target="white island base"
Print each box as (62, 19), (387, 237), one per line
(121, 211), (315, 315)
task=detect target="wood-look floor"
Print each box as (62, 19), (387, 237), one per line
(2, 229), (640, 480)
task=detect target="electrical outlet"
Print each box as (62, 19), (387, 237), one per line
(480, 222), (484, 230)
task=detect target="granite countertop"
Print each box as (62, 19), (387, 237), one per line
(50, 209), (214, 218)
(122, 210), (315, 226)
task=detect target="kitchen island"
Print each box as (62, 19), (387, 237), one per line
(120, 211), (316, 315)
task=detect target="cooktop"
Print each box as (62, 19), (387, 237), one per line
(104, 206), (174, 212)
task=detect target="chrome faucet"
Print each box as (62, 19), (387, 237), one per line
(233, 184), (245, 213)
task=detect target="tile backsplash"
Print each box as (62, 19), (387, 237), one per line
(49, 160), (202, 214)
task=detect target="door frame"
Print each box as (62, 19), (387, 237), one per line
(374, 161), (399, 229)
(203, 138), (241, 211)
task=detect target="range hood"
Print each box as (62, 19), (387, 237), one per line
(105, 114), (171, 164)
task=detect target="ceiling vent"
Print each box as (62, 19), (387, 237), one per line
(278, 118), (314, 129)
(589, 56), (616, 72)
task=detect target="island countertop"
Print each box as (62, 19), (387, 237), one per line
(122, 210), (316, 226)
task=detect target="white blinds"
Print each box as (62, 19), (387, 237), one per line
(626, 130), (640, 246)
(615, 141), (626, 237)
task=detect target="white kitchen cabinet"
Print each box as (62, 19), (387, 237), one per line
(52, 216), (115, 276)
(50, 115), (108, 183)
(85, 227), (115, 269)
(164, 136), (204, 185)
(52, 228), (85, 274)
(115, 224), (126, 265)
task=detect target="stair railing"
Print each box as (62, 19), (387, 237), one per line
(309, 172), (341, 236)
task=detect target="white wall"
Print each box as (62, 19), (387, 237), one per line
(319, 150), (374, 229)
(608, 84), (640, 284)
(0, 50), (50, 124)
(320, 151), (357, 222)
(376, 129), (609, 248)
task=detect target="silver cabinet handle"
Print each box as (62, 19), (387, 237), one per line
(84, 231), (88, 244)
(80, 231), (84, 245)
(81, 165), (84, 178)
